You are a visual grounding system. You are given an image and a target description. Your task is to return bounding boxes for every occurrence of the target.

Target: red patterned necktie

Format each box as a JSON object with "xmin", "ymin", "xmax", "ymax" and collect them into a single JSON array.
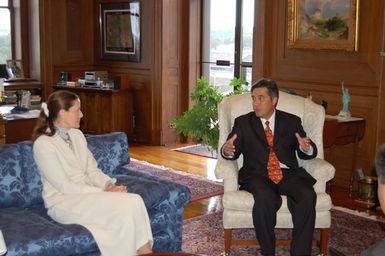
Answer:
[{"xmin": 265, "ymin": 121, "xmax": 283, "ymax": 184}]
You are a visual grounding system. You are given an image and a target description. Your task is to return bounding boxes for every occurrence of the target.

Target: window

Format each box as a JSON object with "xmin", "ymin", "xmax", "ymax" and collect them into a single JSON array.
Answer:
[
  {"xmin": 0, "ymin": 0, "xmax": 12, "ymax": 63},
  {"xmin": 202, "ymin": 0, "xmax": 254, "ymax": 94}
]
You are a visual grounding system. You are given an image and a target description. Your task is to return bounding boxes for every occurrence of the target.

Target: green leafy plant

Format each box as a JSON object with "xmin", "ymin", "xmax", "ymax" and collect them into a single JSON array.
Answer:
[
  {"xmin": 171, "ymin": 76, "xmax": 248, "ymax": 151},
  {"xmin": 228, "ymin": 77, "xmax": 250, "ymax": 96}
]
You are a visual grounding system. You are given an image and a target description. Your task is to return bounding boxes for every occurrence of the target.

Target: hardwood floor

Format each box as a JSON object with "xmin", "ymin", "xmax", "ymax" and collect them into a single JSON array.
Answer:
[
  {"xmin": 129, "ymin": 142, "xmax": 385, "ymax": 221},
  {"xmin": 129, "ymin": 142, "xmax": 222, "ymax": 219}
]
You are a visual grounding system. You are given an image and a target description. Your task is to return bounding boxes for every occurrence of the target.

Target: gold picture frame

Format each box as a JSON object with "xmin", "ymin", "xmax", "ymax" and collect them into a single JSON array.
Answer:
[{"xmin": 288, "ymin": 0, "xmax": 359, "ymax": 51}]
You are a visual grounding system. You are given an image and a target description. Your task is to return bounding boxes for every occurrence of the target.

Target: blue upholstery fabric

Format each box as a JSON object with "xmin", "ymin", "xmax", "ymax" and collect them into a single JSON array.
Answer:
[
  {"xmin": 0, "ymin": 132, "xmax": 191, "ymax": 255},
  {"xmin": 19, "ymin": 141, "xmax": 44, "ymax": 208},
  {"xmin": 86, "ymin": 132, "xmax": 129, "ymax": 176},
  {"xmin": 114, "ymin": 174, "xmax": 170, "ymax": 209},
  {"xmin": 0, "ymin": 208, "xmax": 98, "ymax": 256},
  {"xmin": 0, "ymin": 144, "xmax": 27, "ymax": 208}
]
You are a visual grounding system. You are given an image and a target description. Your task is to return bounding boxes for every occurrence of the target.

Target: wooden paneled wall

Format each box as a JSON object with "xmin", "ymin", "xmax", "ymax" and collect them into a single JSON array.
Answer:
[
  {"xmin": 93, "ymin": 0, "xmax": 158, "ymax": 144},
  {"xmin": 36, "ymin": 0, "xmax": 385, "ymax": 189},
  {"xmin": 39, "ymin": 0, "xmax": 192, "ymax": 145},
  {"xmin": 40, "ymin": 0, "xmax": 95, "ymax": 98},
  {"xmin": 253, "ymin": 0, "xmax": 385, "ymax": 188}
]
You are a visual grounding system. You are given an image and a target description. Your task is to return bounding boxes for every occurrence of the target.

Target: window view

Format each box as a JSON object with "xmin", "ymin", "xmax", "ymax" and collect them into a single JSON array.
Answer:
[
  {"xmin": 0, "ymin": 0, "xmax": 11, "ymax": 64},
  {"xmin": 202, "ymin": 0, "xmax": 254, "ymax": 94},
  {"xmin": 241, "ymin": 0, "xmax": 254, "ymax": 87}
]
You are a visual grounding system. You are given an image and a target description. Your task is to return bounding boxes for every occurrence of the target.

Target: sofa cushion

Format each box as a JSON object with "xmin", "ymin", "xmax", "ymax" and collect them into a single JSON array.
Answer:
[
  {"xmin": 86, "ymin": 132, "xmax": 129, "ymax": 176},
  {"xmin": 114, "ymin": 167, "xmax": 191, "ymax": 210},
  {"xmin": 0, "ymin": 208, "xmax": 98, "ymax": 256},
  {"xmin": 0, "ymin": 144, "xmax": 28, "ymax": 208},
  {"xmin": 19, "ymin": 141, "xmax": 44, "ymax": 208},
  {"xmin": 114, "ymin": 174, "xmax": 170, "ymax": 210}
]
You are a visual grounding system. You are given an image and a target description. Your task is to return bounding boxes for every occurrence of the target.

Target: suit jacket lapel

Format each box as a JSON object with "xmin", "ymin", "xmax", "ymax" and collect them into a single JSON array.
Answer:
[
  {"xmin": 273, "ymin": 110, "xmax": 285, "ymax": 146},
  {"xmin": 249, "ymin": 113, "xmax": 268, "ymax": 146}
]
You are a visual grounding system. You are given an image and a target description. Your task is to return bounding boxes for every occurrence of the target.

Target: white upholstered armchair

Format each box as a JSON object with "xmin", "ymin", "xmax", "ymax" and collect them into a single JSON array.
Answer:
[{"xmin": 215, "ymin": 91, "xmax": 335, "ymax": 255}]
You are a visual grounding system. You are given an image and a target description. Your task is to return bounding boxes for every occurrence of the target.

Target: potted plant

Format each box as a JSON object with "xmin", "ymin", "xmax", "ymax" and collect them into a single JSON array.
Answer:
[{"xmin": 171, "ymin": 76, "xmax": 248, "ymax": 151}]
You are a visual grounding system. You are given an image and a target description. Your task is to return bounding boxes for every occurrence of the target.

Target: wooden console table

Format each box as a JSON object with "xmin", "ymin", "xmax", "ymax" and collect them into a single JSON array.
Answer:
[
  {"xmin": 53, "ymin": 86, "xmax": 133, "ymax": 140},
  {"xmin": 323, "ymin": 115, "xmax": 365, "ymax": 194}
]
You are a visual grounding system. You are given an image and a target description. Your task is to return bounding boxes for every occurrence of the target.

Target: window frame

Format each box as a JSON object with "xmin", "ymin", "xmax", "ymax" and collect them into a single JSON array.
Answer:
[
  {"xmin": 1, "ymin": 0, "xmax": 30, "ymax": 77},
  {"xmin": 0, "ymin": 0, "xmax": 15, "ymax": 60},
  {"xmin": 201, "ymin": 0, "xmax": 253, "ymax": 89}
]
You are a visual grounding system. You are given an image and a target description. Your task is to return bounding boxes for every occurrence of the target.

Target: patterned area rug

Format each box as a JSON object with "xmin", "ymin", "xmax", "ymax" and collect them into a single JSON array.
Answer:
[
  {"xmin": 124, "ymin": 159, "xmax": 223, "ymax": 202},
  {"xmin": 182, "ymin": 208, "xmax": 385, "ymax": 256},
  {"xmin": 173, "ymin": 144, "xmax": 218, "ymax": 159}
]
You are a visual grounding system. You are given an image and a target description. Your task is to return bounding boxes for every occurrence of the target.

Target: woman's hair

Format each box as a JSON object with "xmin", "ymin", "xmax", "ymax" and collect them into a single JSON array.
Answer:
[{"xmin": 32, "ymin": 90, "xmax": 79, "ymax": 141}]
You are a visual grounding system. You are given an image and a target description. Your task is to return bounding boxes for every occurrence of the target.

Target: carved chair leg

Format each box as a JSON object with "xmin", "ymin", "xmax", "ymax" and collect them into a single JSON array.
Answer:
[
  {"xmin": 224, "ymin": 228, "xmax": 232, "ymax": 253},
  {"xmin": 320, "ymin": 228, "xmax": 329, "ymax": 255}
]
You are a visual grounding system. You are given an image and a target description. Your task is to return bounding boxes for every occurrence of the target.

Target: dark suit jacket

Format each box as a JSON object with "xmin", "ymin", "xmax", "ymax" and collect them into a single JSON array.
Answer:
[{"xmin": 221, "ymin": 110, "xmax": 318, "ymax": 186}]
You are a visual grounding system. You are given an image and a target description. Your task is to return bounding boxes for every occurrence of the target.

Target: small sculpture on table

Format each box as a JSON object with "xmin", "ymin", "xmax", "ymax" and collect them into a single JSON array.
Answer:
[{"xmin": 338, "ymin": 81, "xmax": 351, "ymax": 118}]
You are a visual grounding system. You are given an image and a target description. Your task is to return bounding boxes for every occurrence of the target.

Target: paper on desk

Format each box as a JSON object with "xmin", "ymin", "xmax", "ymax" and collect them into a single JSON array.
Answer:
[{"xmin": 5, "ymin": 109, "xmax": 40, "ymax": 119}]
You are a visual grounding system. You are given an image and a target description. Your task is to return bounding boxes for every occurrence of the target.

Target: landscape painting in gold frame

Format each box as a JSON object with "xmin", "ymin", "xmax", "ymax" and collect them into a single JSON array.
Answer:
[{"xmin": 288, "ymin": 0, "xmax": 359, "ymax": 51}]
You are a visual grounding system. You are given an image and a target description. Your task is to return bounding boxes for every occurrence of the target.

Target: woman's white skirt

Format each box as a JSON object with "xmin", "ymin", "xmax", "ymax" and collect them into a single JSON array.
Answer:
[{"xmin": 47, "ymin": 192, "xmax": 153, "ymax": 256}]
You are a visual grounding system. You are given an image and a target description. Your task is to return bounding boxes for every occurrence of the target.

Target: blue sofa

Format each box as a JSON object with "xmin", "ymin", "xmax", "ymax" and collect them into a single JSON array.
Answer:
[{"xmin": 0, "ymin": 132, "xmax": 191, "ymax": 255}]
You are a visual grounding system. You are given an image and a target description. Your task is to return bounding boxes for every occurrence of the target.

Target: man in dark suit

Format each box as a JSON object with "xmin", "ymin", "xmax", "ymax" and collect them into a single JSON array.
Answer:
[{"xmin": 221, "ymin": 78, "xmax": 318, "ymax": 256}]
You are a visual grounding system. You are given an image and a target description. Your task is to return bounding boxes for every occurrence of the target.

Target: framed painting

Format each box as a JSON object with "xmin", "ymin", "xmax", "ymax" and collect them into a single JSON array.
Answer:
[
  {"xmin": 100, "ymin": 1, "xmax": 140, "ymax": 62},
  {"xmin": 287, "ymin": 0, "xmax": 359, "ymax": 51}
]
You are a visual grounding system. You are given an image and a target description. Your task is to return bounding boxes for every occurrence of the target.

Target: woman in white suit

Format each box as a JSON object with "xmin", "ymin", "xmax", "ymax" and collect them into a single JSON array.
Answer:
[{"xmin": 32, "ymin": 90, "xmax": 153, "ymax": 256}]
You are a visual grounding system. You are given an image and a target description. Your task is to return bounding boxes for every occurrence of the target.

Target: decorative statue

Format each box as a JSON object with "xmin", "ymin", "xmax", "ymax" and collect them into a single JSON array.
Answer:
[{"xmin": 338, "ymin": 81, "xmax": 351, "ymax": 118}]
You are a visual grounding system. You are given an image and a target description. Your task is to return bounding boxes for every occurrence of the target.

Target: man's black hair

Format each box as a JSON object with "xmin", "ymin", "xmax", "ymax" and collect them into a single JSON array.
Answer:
[{"xmin": 250, "ymin": 78, "xmax": 279, "ymax": 99}]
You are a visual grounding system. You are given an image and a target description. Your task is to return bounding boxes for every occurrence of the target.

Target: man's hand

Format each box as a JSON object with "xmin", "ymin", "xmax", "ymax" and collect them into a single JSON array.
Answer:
[
  {"xmin": 295, "ymin": 132, "xmax": 311, "ymax": 152},
  {"xmin": 223, "ymin": 134, "xmax": 237, "ymax": 157},
  {"xmin": 105, "ymin": 184, "xmax": 128, "ymax": 193}
]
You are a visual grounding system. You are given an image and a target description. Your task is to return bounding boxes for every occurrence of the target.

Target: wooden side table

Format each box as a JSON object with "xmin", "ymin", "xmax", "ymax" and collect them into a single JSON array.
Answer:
[
  {"xmin": 323, "ymin": 115, "xmax": 365, "ymax": 195},
  {"xmin": 0, "ymin": 105, "xmax": 38, "ymax": 144}
]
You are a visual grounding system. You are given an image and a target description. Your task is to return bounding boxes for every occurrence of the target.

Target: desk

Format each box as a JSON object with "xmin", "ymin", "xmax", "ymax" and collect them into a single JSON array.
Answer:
[
  {"xmin": 0, "ymin": 105, "xmax": 38, "ymax": 144},
  {"xmin": 323, "ymin": 115, "xmax": 366, "ymax": 194}
]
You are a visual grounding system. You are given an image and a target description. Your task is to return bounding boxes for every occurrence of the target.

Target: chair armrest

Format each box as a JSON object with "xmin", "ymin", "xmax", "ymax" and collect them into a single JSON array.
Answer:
[
  {"xmin": 215, "ymin": 157, "xmax": 239, "ymax": 192},
  {"xmin": 300, "ymin": 158, "xmax": 335, "ymax": 192}
]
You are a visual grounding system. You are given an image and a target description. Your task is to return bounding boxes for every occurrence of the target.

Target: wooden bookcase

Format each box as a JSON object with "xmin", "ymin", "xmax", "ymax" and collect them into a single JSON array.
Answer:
[{"xmin": 53, "ymin": 86, "xmax": 133, "ymax": 140}]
